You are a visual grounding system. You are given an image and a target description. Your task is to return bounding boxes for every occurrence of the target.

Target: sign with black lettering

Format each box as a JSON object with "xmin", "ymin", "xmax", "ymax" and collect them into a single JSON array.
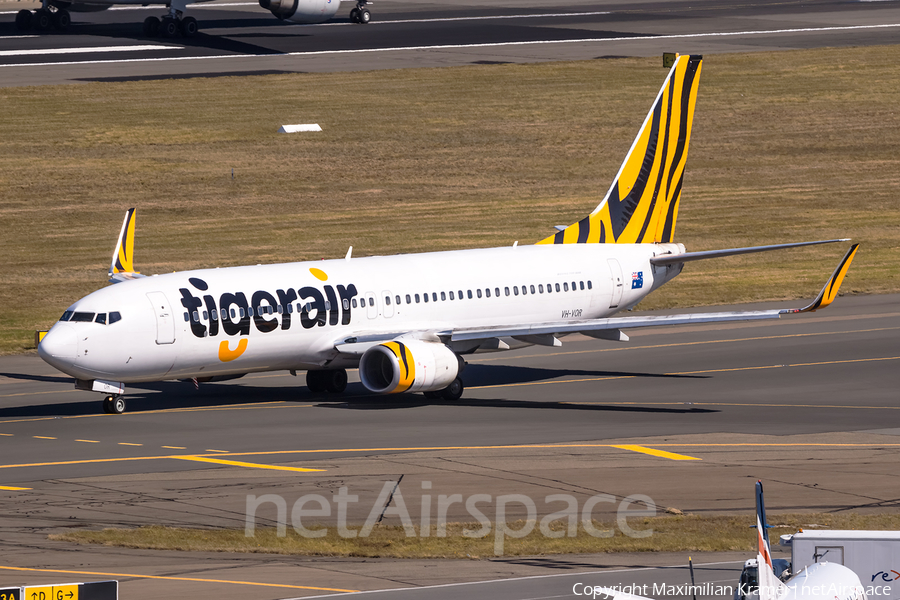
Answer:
[
  {"xmin": 0, "ymin": 587, "xmax": 22, "ymax": 600},
  {"xmin": 21, "ymin": 581, "xmax": 116, "ymax": 600}
]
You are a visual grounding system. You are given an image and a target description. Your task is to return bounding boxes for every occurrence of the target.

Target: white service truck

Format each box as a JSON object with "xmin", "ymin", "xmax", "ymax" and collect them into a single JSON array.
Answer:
[{"xmin": 782, "ymin": 530, "xmax": 900, "ymax": 600}]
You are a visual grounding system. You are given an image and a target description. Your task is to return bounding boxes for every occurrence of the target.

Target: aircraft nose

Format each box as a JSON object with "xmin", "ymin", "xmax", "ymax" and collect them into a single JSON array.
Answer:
[{"xmin": 38, "ymin": 324, "xmax": 77, "ymax": 360}]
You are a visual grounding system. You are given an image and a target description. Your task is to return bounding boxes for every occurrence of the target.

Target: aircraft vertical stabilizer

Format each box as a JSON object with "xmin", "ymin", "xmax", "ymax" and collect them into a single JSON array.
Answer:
[{"xmin": 537, "ymin": 54, "xmax": 702, "ymax": 245}]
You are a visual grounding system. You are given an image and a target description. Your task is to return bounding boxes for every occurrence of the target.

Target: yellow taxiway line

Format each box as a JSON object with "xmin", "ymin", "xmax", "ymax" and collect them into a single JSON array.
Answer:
[
  {"xmin": 610, "ymin": 445, "xmax": 701, "ymax": 461},
  {"xmin": 0, "ymin": 565, "xmax": 357, "ymax": 593},
  {"xmin": 172, "ymin": 456, "xmax": 326, "ymax": 472}
]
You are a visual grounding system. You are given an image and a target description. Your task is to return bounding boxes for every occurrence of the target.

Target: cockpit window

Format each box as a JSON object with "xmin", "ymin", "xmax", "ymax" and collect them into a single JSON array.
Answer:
[
  {"xmin": 109, "ymin": 312, "xmax": 122, "ymax": 324},
  {"xmin": 95, "ymin": 313, "xmax": 107, "ymax": 324},
  {"xmin": 60, "ymin": 310, "xmax": 73, "ymax": 322},
  {"xmin": 69, "ymin": 312, "xmax": 95, "ymax": 322}
]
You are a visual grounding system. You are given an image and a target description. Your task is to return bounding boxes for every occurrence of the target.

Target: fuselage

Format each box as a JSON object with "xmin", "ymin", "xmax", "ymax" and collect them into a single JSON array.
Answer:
[{"xmin": 39, "ymin": 242, "xmax": 683, "ymax": 384}]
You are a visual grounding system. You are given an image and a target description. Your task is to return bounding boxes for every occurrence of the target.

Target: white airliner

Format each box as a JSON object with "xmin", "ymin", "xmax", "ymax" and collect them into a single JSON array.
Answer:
[
  {"xmin": 14, "ymin": 0, "xmax": 370, "ymax": 37},
  {"xmin": 38, "ymin": 55, "xmax": 859, "ymax": 415},
  {"xmin": 589, "ymin": 482, "xmax": 868, "ymax": 600}
]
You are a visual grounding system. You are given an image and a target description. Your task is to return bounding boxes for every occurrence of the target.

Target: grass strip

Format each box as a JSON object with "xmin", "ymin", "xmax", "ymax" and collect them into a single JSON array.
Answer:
[
  {"xmin": 3, "ymin": 46, "xmax": 899, "ymax": 354},
  {"xmin": 50, "ymin": 513, "xmax": 900, "ymax": 559}
]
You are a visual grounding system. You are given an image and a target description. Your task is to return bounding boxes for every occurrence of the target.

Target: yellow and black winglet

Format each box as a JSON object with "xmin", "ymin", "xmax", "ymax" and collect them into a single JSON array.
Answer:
[
  {"xmin": 108, "ymin": 208, "xmax": 145, "ymax": 283},
  {"xmin": 785, "ymin": 243, "xmax": 859, "ymax": 314},
  {"xmin": 537, "ymin": 54, "xmax": 702, "ymax": 246}
]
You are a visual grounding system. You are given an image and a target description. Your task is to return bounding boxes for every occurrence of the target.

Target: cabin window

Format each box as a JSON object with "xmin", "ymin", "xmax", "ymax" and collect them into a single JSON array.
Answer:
[
  {"xmin": 539, "ymin": 284, "xmax": 544, "ymax": 294},
  {"xmin": 239, "ymin": 308, "xmax": 246, "ymax": 318},
  {"xmin": 202, "ymin": 310, "xmax": 209, "ymax": 320},
  {"xmin": 109, "ymin": 311, "xmax": 122, "ymax": 324},
  {"xmin": 415, "ymin": 294, "xmax": 420, "ymax": 303},
  {"xmin": 192, "ymin": 311, "xmax": 200, "ymax": 322},
  {"xmin": 580, "ymin": 281, "xmax": 585, "ymax": 290},
  {"xmin": 449, "ymin": 291, "xmax": 455, "ymax": 300},
  {"xmin": 572, "ymin": 281, "xmax": 577, "ymax": 291},
  {"xmin": 563, "ymin": 282, "xmax": 569, "ymax": 292},
  {"xmin": 210, "ymin": 310, "xmax": 218, "ymax": 321},
  {"xmin": 288, "ymin": 304, "xmax": 294, "ymax": 314},
  {"xmin": 587, "ymin": 280, "xmax": 593, "ymax": 289},
  {"xmin": 385, "ymin": 296, "xmax": 391, "ymax": 305},
  {"xmin": 60, "ymin": 310, "xmax": 73, "ymax": 322},
  {"xmin": 406, "ymin": 294, "xmax": 412, "ymax": 304},
  {"xmin": 513, "ymin": 286, "xmax": 519, "ymax": 296},
  {"xmin": 485, "ymin": 288, "xmax": 490, "ymax": 298},
  {"xmin": 555, "ymin": 283, "xmax": 561, "ymax": 292},
  {"xmin": 458, "ymin": 290, "xmax": 464, "ymax": 299},
  {"xmin": 467, "ymin": 290, "xmax": 473, "ymax": 299},
  {"xmin": 424, "ymin": 293, "xmax": 429, "ymax": 303},
  {"xmin": 70, "ymin": 312, "xmax": 95, "ymax": 322},
  {"xmin": 183, "ymin": 312, "xmax": 190, "ymax": 322},
  {"xmin": 395, "ymin": 295, "xmax": 401, "ymax": 305},
  {"xmin": 476, "ymin": 289, "xmax": 482, "ymax": 298},
  {"xmin": 276, "ymin": 304, "xmax": 283, "ymax": 314},
  {"xmin": 495, "ymin": 287, "xmax": 500, "ymax": 297},
  {"xmin": 95, "ymin": 313, "xmax": 107, "ymax": 324},
  {"xmin": 440, "ymin": 292, "xmax": 446, "ymax": 301},
  {"xmin": 248, "ymin": 307, "xmax": 255, "ymax": 317},
  {"xmin": 504, "ymin": 287, "xmax": 509, "ymax": 296},
  {"xmin": 432, "ymin": 293, "xmax": 437, "ymax": 302},
  {"xmin": 530, "ymin": 285, "xmax": 535, "ymax": 294},
  {"xmin": 368, "ymin": 298, "xmax": 375, "ymax": 307}
]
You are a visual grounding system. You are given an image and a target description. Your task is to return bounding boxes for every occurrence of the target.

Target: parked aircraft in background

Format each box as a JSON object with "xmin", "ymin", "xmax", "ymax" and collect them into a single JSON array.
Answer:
[
  {"xmin": 38, "ymin": 55, "xmax": 859, "ymax": 414},
  {"xmin": 15, "ymin": 0, "xmax": 371, "ymax": 37}
]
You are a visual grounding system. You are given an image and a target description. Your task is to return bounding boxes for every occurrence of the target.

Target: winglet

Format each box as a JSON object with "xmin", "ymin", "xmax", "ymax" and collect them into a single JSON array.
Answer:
[
  {"xmin": 784, "ymin": 243, "xmax": 859, "ymax": 313},
  {"xmin": 108, "ymin": 208, "xmax": 144, "ymax": 283}
]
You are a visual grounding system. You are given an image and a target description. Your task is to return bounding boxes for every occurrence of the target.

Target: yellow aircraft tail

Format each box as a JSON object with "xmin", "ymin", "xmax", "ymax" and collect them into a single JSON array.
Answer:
[{"xmin": 538, "ymin": 54, "xmax": 703, "ymax": 245}]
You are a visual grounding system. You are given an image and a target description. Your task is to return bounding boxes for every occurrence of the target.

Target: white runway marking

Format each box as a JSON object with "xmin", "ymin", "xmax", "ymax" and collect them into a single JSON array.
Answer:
[
  {"xmin": 0, "ymin": 44, "xmax": 181, "ymax": 57},
  {"xmin": 1, "ymin": 23, "xmax": 898, "ymax": 68}
]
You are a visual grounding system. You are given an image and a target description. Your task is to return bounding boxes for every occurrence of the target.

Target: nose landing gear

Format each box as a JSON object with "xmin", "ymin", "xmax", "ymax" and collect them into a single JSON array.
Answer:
[{"xmin": 102, "ymin": 395, "xmax": 127, "ymax": 414}]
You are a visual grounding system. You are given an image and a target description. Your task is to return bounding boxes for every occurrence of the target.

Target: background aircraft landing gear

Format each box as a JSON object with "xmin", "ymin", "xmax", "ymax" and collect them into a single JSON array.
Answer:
[
  {"xmin": 349, "ymin": 1, "xmax": 371, "ymax": 23},
  {"xmin": 15, "ymin": 5, "xmax": 71, "ymax": 32},
  {"xmin": 102, "ymin": 395, "xmax": 126, "ymax": 414},
  {"xmin": 143, "ymin": 10, "xmax": 198, "ymax": 38},
  {"xmin": 306, "ymin": 369, "xmax": 348, "ymax": 394}
]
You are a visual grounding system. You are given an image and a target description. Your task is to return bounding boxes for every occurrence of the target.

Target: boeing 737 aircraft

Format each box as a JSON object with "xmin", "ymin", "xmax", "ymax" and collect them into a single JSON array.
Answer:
[
  {"xmin": 15, "ymin": 0, "xmax": 370, "ymax": 37},
  {"xmin": 38, "ymin": 55, "xmax": 859, "ymax": 415}
]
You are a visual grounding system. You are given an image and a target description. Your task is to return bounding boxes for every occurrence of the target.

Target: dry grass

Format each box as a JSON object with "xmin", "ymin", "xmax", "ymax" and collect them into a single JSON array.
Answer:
[
  {"xmin": 2, "ymin": 47, "xmax": 898, "ymax": 354},
  {"xmin": 50, "ymin": 513, "xmax": 900, "ymax": 559}
]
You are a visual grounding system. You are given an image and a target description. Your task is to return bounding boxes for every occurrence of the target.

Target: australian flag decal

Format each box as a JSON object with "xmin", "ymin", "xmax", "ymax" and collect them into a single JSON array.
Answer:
[{"xmin": 631, "ymin": 271, "xmax": 644, "ymax": 289}]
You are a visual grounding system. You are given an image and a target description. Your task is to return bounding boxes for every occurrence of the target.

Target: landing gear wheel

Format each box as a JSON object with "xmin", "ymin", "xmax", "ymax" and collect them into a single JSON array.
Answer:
[
  {"xmin": 306, "ymin": 370, "xmax": 327, "ymax": 393},
  {"xmin": 180, "ymin": 16, "xmax": 198, "ymax": 37},
  {"xmin": 52, "ymin": 9, "xmax": 71, "ymax": 32},
  {"xmin": 102, "ymin": 395, "xmax": 126, "ymax": 414},
  {"xmin": 357, "ymin": 8, "xmax": 370, "ymax": 24},
  {"xmin": 349, "ymin": 7, "xmax": 360, "ymax": 22},
  {"xmin": 159, "ymin": 16, "xmax": 179, "ymax": 37},
  {"xmin": 324, "ymin": 369, "xmax": 348, "ymax": 394},
  {"xmin": 15, "ymin": 9, "xmax": 32, "ymax": 31},
  {"xmin": 32, "ymin": 9, "xmax": 52, "ymax": 31},
  {"xmin": 440, "ymin": 378, "xmax": 464, "ymax": 401},
  {"xmin": 143, "ymin": 16, "xmax": 160, "ymax": 36}
]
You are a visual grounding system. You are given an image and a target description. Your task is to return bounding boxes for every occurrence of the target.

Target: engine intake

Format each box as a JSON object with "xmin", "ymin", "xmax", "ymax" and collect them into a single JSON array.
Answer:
[{"xmin": 359, "ymin": 339, "xmax": 460, "ymax": 394}]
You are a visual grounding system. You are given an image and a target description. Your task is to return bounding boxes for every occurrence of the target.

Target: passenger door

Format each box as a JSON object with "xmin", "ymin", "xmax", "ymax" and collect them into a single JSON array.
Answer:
[
  {"xmin": 607, "ymin": 259, "xmax": 624, "ymax": 308},
  {"xmin": 146, "ymin": 291, "xmax": 175, "ymax": 344}
]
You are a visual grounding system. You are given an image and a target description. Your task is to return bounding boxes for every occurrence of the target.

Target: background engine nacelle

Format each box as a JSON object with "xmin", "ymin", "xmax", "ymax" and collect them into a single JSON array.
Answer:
[
  {"xmin": 258, "ymin": 0, "xmax": 340, "ymax": 23},
  {"xmin": 359, "ymin": 339, "xmax": 461, "ymax": 394}
]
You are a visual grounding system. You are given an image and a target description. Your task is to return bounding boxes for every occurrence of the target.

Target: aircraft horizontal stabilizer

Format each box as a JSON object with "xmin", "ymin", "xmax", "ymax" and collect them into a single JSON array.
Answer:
[
  {"xmin": 108, "ymin": 207, "xmax": 146, "ymax": 284},
  {"xmin": 650, "ymin": 239, "xmax": 850, "ymax": 266}
]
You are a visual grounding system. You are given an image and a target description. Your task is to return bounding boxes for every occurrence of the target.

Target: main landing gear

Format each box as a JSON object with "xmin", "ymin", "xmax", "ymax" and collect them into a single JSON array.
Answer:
[
  {"xmin": 306, "ymin": 369, "xmax": 348, "ymax": 394},
  {"xmin": 15, "ymin": 5, "xmax": 71, "ymax": 32},
  {"xmin": 423, "ymin": 377, "xmax": 464, "ymax": 401},
  {"xmin": 102, "ymin": 395, "xmax": 127, "ymax": 415},
  {"xmin": 143, "ymin": 10, "xmax": 199, "ymax": 38},
  {"xmin": 348, "ymin": 0, "xmax": 371, "ymax": 24}
]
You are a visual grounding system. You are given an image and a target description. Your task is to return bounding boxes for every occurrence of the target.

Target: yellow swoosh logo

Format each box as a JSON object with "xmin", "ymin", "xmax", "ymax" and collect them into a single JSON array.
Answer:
[{"xmin": 218, "ymin": 339, "xmax": 248, "ymax": 362}]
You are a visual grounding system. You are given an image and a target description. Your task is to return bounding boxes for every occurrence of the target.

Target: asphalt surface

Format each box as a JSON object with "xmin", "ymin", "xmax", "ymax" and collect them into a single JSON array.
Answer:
[
  {"xmin": 2, "ymin": 0, "xmax": 900, "ymax": 85},
  {"xmin": 1, "ymin": 292, "xmax": 898, "ymax": 598}
]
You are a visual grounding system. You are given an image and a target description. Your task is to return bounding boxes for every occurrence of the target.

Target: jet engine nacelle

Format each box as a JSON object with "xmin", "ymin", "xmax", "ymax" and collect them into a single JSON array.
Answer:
[
  {"xmin": 258, "ymin": 0, "xmax": 340, "ymax": 23},
  {"xmin": 359, "ymin": 339, "xmax": 461, "ymax": 394}
]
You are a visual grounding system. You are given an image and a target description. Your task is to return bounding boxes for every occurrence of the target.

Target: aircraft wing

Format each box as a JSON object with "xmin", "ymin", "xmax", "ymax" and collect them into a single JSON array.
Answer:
[{"xmin": 450, "ymin": 243, "xmax": 858, "ymax": 345}]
